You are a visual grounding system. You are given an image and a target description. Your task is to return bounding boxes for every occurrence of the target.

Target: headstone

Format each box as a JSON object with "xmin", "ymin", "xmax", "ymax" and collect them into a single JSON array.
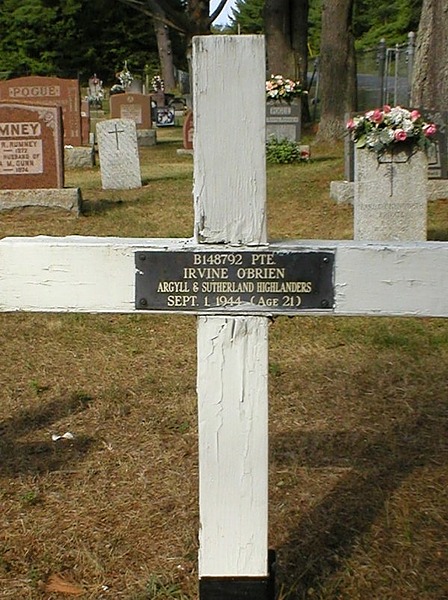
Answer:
[
  {"xmin": 152, "ymin": 90, "xmax": 166, "ymax": 108},
  {"xmin": 345, "ymin": 110, "xmax": 448, "ymax": 182},
  {"xmin": 421, "ymin": 109, "xmax": 448, "ymax": 179},
  {"xmin": 80, "ymin": 99, "xmax": 90, "ymax": 146},
  {"xmin": 266, "ymin": 99, "xmax": 301, "ymax": 142},
  {"xmin": 183, "ymin": 110, "xmax": 194, "ymax": 150},
  {"xmin": 129, "ymin": 79, "xmax": 143, "ymax": 93},
  {"xmin": 345, "ymin": 130, "xmax": 355, "ymax": 182},
  {"xmin": 0, "ymin": 102, "xmax": 64, "ymax": 189},
  {"xmin": 2, "ymin": 36, "xmax": 448, "ymax": 600},
  {"xmin": 96, "ymin": 118, "xmax": 141, "ymax": 190},
  {"xmin": 110, "ymin": 92, "xmax": 152, "ymax": 130},
  {"xmin": 0, "ymin": 76, "xmax": 82, "ymax": 146},
  {"xmin": 155, "ymin": 106, "xmax": 175, "ymax": 127},
  {"xmin": 354, "ymin": 147, "xmax": 427, "ymax": 241}
]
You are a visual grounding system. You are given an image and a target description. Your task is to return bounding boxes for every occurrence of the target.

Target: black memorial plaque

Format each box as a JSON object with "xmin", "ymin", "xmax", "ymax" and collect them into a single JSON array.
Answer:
[{"xmin": 135, "ymin": 250, "xmax": 334, "ymax": 314}]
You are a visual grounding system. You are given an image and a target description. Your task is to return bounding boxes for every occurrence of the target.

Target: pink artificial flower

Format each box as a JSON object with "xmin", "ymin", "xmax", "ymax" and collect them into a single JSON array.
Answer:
[
  {"xmin": 394, "ymin": 129, "xmax": 407, "ymax": 141},
  {"xmin": 371, "ymin": 109, "xmax": 383, "ymax": 123},
  {"xmin": 383, "ymin": 105, "xmax": 392, "ymax": 113},
  {"xmin": 410, "ymin": 109, "xmax": 421, "ymax": 121},
  {"xmin": 346, "ymin": 118, "xmax": 355, "ymax": 130},
  {"xmin": 423, "ymin": 123, "xmax": 437, "ymax": 137}
]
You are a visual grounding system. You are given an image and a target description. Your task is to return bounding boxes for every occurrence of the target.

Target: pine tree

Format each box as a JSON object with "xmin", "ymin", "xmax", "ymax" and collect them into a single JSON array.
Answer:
[{"xmin": 228, "ymin": 0, "xmax": 264, "ymax": 34}]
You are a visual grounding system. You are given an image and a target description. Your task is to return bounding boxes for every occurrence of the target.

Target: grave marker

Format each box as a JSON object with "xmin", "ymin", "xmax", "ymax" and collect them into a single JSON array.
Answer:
[
  {"xmin": 1, "ymin": 36, "xmax": 448, "ymax": 600},
  {"xmin": 0, "ymin": 75, "xmax": 83, "ymax": 146},
  {"xmin": 155, "ymin": 106, "xmax": 175, "ymax": 127},
  {"xmin": 96, "ymin": 118, "xmax": 141, "ymax": 190},
  {"xmin": 110, "ymin": 92, "xmax": 152, "ymax": 130},
  {"xmin": 421, "ymin": 109, "xmax": 448, "ymax": 179},
  {"xmin": 0, "ymin": 102, "xmax": 64, "ymax": 189},
  {"xmin": 183, "ymin": 110, "xmax": 194, "ymax": 150},
  {"xmin": 266, "ymin": 100, "xmax": 301, "ymax": 142},
  {"xmin": 354, "ymin": 147, "xmax": 427, "ymax": 241}
]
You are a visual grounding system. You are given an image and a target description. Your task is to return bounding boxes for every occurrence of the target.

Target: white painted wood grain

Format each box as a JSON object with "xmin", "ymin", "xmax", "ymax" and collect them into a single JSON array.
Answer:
[
  {"xmin": 197, "ymin": 316, "xmax": 268, "ymax": 576},
  {"xmin": 334, "ymin": 242, "xmax": 448, "ymax": 316},
  {"xmin": 2, "ymin": 238, "xmax": 448, "ymax": 317},
  {"xmin": 0, "ymin": 236, "xmax": 194, "ymax": 313},
  {"xmin": 192, "ymin": 35, "xmax": 270, "ymax": 578},
  {"xmin": 192, "ymin": 35, "xmax": 267, "ymax": 246}
]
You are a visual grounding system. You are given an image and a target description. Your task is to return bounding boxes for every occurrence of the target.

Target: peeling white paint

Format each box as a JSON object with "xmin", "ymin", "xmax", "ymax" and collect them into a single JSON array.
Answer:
[
  {"xmin": 1, "ymin": 238, "xmax": 447, "ymax": 317},
  {"xmin": 197, "ymin": 316, "xmax": 269, "ymax": 576},
  {"xmin": 193, "ymin": 36, "xmax": 267, "ymax": 246},
  {"xmin": 1, "ymin": 36, "xmax": 448, "ymax": 586}
]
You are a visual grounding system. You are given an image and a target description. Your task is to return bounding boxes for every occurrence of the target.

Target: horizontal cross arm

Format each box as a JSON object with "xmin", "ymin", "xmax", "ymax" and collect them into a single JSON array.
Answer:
[{"xmin": 0, "ymin": 236, "xmax": 447, "ymax": 317}]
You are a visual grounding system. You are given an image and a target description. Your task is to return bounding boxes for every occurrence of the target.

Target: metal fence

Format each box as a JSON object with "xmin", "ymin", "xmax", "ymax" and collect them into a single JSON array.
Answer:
[{"xmin": 308, "ymin": 32, "xmax": 417, "ymax": 118}]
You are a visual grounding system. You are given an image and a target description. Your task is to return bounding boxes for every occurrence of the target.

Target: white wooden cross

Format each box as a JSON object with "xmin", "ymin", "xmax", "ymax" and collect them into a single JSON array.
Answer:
[{"xmin": 1, "ymin": 36, "xmax": 448, "ymax": 599}]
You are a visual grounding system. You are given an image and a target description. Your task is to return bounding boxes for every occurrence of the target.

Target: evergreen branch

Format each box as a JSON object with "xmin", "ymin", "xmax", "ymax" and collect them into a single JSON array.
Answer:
[{"xmin": 117, "ymin": 0, "xmax": 189, "ymax": 34}]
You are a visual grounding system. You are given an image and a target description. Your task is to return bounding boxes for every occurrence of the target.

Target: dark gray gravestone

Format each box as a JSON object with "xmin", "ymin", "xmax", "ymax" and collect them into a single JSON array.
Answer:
[
  {"xmin": 421, "ymin": 110, "xmax": 448, "ymax": 179},
  {"xmin": 266, "ymin": 100, "xmax": 301, "ymax": 142}
]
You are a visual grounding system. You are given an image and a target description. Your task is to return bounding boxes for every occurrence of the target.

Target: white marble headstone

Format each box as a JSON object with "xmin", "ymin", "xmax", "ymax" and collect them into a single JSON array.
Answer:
[
  {"xmin": 354, "ymin": 148, "xmax": 427, "ymax": 241},
  {"xmin": 97, "ymin": 118, "xmax": 141, "ymax": 190}
]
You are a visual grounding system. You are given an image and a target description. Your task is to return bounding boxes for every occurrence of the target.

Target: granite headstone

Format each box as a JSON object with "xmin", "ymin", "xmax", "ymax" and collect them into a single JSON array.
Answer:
[
  {"xmin": 183, "ymin": 110, "xmax": 194, "ymax": 150},
  {"xmin": 0, "ymin": 76, "xmax": 82, "ymax": 146},
  {"xmin": 0, "ymin": 102, "xmax": 64, "ymax": 189},
  {"xmin": 110, "ymin": 93, "xmax": 152, "ymax": 130},
  {"xmin": 96, "ymin": 118, "xmax": 141, "ymax": 190},
  {"xmin": 354, "ymin": 147, "xmax": 427, "ymax": 241}
]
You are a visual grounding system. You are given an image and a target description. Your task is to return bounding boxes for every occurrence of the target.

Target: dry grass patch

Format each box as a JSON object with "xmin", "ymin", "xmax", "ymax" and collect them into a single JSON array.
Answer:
[{"xmin": 0, "ymin": 126, "xmax": 447, "ymax": 599}]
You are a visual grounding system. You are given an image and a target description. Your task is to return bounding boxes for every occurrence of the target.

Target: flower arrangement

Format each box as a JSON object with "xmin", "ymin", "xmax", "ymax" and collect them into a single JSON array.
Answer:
[
  {"xmin": 116, "ymin": 60, "xmax": 133, "ymax": 89},
  {"xmin": 346, "ymin": 105, "xmax": 437, "ymax": 156},
  {"xmin": 266, "ymin": 74, "xmax": 305, "ymax": 103},
  {"xmin": 151, "ymin": 75, "xmax": 164, "ymax": 93}
]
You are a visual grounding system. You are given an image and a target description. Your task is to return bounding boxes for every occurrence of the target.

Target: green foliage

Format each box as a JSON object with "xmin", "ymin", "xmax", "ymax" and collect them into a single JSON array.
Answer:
[
  {"xmin": 308, "ymin": 0, "xmax": 423, "ymax": 55},
  {"xmin": 353, "ymin": 0, "xmax": 423, "ymax": 48},
  {"xmin": 0, "ymin": 0, "xmax": 425, "ymax": 83},
  {"xmin": 0, "ymin": 0, "xmax": 187, "ymax": 83},
  {"xmin": 308, "ymin": 0, "xmax": 322, "ymax": 56},
  {"xmin": 144, "ymin": 574, "xmax": 189, "ymax": 599},
  {"xmin": 266, "ymin": 137, "xmax": 306, "ymax": 164},
  {"xmin": 227, "ymin": 0, "xmax": 264, "ymax": 34}
]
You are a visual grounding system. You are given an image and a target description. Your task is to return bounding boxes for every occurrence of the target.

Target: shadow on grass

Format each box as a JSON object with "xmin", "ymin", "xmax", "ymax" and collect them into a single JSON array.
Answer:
[
  {"xmin": 81, "ymin": 198, "xmax": 125, "ymax": 216},
  {"xmin": 428, "ymin": 228, "xmax": 448, "ymax": 241},
  {"xmin": 272, "ymin": 407, "xmax": 447, "ymax": 598},
  {"xmin": 0, "ymin": 392, "xmax": 94, "ymax": 477}
]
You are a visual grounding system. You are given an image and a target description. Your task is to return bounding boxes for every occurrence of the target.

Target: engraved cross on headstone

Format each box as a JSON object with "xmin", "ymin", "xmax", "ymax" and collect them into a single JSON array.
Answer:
[
  {"xmin": 108, "ymin": 122, "xmax": 125, "ymax": 149},
  {"xmin": 1, "ymin": 36, "xmax": 447, "ymax": 600}
]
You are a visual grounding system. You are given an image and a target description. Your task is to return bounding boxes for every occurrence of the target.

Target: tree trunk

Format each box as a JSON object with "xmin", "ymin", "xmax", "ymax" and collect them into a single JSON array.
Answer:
[
  {"xmin": 265, "ymin": 0, "xmax": 310, "ymax": 121},
  {"xmin": 188, "ymin": 0, "xmax": 212, "ymax": 35},
  {"xmin": 411, "ymin": 0, "xmax": 448, "ymax": 111},
  {"xmin": 291, "ymin": 0, "xmax": 309, "ymax": 84},
  {"xmin": 316, "ymin": 0, "xmax": 356, "ymax": 141},
  {"xmin": 265, "ymin": 0, "xmax": 295, "ymax": 77},
  {"xmin": 154, "ymin": 18, "xmax": 176, "ymax": 91}
]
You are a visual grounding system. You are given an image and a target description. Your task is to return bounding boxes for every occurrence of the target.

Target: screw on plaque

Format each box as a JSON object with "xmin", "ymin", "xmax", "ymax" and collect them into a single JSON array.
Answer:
[
  {"xmin": 139, "ymin": 298, "xmax": 148, "ymax": 306},
  {"xmin": 322, "ymin": 256, "xmax": 329, "ymax": 263},
  {"xmin": 321, "ymin": 299, "xmax": 330, "ymax": 308},
  {"xmin": 139, "ymin": 254, "xmax": 146, "ymax": 261}
]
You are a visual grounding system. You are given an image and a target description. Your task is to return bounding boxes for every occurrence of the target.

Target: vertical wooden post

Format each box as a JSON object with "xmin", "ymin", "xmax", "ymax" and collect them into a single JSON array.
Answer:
[{"xmin": 193, "ymin": 36, "xmax": 272, "ymax": 598}]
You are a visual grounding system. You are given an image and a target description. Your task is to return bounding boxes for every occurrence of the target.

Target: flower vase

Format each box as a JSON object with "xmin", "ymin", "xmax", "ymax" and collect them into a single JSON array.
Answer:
[
  {"xmin": 354, "ymin": 146, "xmax": 428, "ymax": 241},
  {"xmin": 266, "ymin": 98, "xmax": 301, "ymax": 143}
]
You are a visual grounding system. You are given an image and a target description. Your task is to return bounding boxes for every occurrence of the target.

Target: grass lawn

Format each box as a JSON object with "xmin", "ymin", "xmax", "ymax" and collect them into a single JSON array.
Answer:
[{"xmin": 0, "ymin": 124, "xmax": 447, "ymax": 599}]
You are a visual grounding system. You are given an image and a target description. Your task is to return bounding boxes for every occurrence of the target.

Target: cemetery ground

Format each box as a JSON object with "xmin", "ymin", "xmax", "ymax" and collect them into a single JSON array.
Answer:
[{"xmin": 1, "ymin": 125, "xmax": 448, "ymax": 600}]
